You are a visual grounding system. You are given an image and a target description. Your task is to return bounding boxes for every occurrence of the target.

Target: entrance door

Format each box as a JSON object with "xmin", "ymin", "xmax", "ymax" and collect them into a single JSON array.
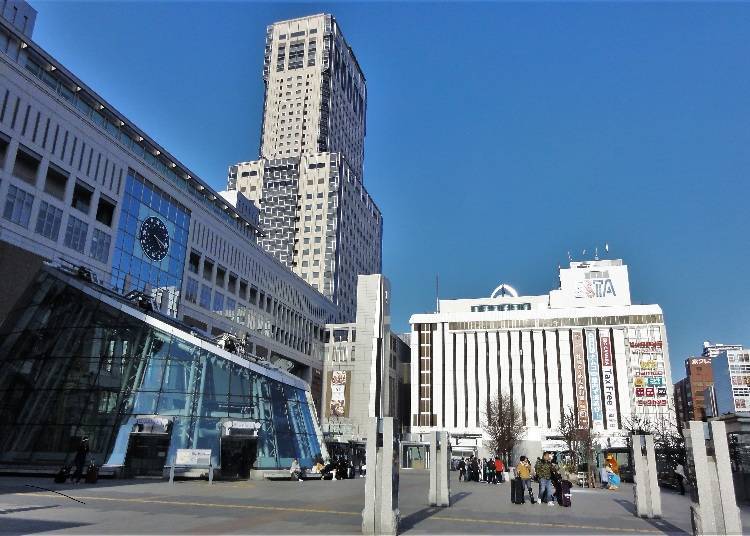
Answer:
[
  {"xmin": 220, "ymin": 436, "xmax": 257, "ymax": 479},
  {"xmin": 125, "ymin": 433, "xmax": 171, "ymax": 477}
]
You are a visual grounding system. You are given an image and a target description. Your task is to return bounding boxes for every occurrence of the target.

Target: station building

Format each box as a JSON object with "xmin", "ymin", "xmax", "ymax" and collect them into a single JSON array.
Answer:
[
  {"xmin": 0, "ymin": 4, "xmax": 343, "ymax": 415},
  {"xmin": 407, "ymin": 259, "xmax": 675, "ymax": 458},
  {"xmin": 0, "ymin": 263, "xmax": 327, "ymax": 476}
]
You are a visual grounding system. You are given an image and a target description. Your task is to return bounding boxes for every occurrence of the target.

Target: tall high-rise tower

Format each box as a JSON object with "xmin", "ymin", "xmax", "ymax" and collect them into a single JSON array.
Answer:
[
  {"xmin": 259, "ymin": 14, "xmax": 366, "ymax": 178},
  {"xmin": 228, "ymin": 14, "xmax": 382, "ymax": 322}
]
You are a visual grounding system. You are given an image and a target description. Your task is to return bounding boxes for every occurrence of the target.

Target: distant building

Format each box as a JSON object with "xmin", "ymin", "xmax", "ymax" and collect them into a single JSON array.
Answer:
[
  {"xmin": 320, "ymin": 274, "xmax": 410, "ymax": 447},
  {"xmin": 706, "ymin": 348, "xmax": 750, "ymax": 417},
  {"xmin": 228, "ymin": 14, "xmax": 382, "ymax": 321},
  {"xmin": 702, "ymin": 341, "xmax": 743, "ymax": 359},
  {"xmin": 407, "ymin": 258, "xmax": 675, "ymax": 458}
]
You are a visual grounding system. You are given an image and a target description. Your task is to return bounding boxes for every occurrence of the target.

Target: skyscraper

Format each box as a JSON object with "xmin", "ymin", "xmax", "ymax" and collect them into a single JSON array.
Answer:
[{"xmin": 229, "ymin": 14, "xmax": 382, "ymax": 322}]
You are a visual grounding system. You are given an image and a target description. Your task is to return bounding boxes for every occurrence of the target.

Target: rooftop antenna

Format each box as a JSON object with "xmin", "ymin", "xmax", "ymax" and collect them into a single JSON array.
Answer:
[
  {"xmin": 436, "ymin": 273, "xmax": 440, "ymax": 313},
  {"xmin": 594, "ymin": 247, "xmax": 599, "ymax": 261}
]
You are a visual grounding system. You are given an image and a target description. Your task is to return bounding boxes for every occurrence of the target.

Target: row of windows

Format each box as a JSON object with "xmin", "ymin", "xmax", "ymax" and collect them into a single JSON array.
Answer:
[
  {"xmin": 448, "ymin": 315, "xmax": 664, "ymax": 331},
  {"xmin": 470, "ymin": 303, "xmax": 532, "ymax": 312},
  {"xmin": 3, "ymin": 182, "xmax": 111, "ymax": 262}
]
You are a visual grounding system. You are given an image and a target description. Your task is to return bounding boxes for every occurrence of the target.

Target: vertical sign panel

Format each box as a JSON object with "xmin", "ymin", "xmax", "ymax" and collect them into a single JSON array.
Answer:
[
  {"xmin": 599, "ymin": 334, "xmax": 618, "ymax": 428},
  {"xmin": 585, "ymin": 330, "xmax": 604, "ymax": 429},
  {"xmin": 571, "ymin": 331, "xmax": 589, "ymax": 429}
]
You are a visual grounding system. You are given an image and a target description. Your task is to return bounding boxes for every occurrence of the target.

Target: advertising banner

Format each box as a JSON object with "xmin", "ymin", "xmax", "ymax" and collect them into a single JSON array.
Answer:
[
  {"xmin": 571, "ymin": 331, "xmax": 589, "ymax": 429},
  {"xmin": 327, "ymin": 370, "xmax": 351, "ymax": 418},
  {"xmin": 585, "ymin": 330, "xmax": 604, "ymax": 429},
  {"xmin": 599, "ymin": 335, "xmax": 618, "ymax": 428}
]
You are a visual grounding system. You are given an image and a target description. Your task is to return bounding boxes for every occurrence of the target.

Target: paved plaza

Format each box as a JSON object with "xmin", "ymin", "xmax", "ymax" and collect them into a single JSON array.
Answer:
[{"xmin": 1, "ymin": 471, "xmax": 747, "ymax": 534}]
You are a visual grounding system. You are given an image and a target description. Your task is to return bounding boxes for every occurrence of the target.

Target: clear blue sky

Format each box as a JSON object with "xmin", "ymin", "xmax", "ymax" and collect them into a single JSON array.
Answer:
[{"xmin": 32, "ymin": 2, "xmax": 750, "ymax": 379}]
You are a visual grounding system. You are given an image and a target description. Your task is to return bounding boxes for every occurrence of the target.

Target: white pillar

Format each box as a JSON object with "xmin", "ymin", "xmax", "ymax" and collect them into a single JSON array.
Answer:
[
  {"xmin": 632, "ymin": 434, "xmax": 661, "ymax": 518},
  {"xmin": 362, "ymin": 417, "xmax": 399, "ymax": 535},
  {"xmin": 429, "ymin": 431, "xmax": 450, "ymax": 507}
]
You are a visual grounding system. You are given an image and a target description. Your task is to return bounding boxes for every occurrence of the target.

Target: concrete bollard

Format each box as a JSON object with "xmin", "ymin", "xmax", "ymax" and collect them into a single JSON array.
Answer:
[
  {"xmin": 362, "ymin": 417, "xmax": 400, "ymax": 535},
  {"xmin": 632, "ymin": 434, "xmax": 662, "ymax": 518},
  {"xmin": 688, "ymin": 420, "xmax": 742, "ymax": 535},
  {"xmin": 428, "ymin": 431, "xmax": 450, "ymax": 507}
]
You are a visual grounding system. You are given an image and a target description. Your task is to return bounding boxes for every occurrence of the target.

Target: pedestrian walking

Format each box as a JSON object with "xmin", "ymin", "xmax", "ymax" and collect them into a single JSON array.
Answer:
[
  {"xmin": 495, "ymin": 457, "xmax": 505, "ymax": 483},
  {"xmin": 674, "ymin": 463, "xmax": 686, "ymax": 495},
  {"xmin": 458, "ymin": 458, "xmax": 466, "ymax": 481},
  {"xmin": 70, "ymin": 437, "xmax": 89, "ymax": 484}
]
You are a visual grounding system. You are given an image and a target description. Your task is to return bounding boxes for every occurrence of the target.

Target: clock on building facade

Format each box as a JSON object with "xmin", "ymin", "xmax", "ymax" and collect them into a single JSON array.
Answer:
[{"xmin": 139, "ymin": 216, "xmax": 170, "ymax": 261}]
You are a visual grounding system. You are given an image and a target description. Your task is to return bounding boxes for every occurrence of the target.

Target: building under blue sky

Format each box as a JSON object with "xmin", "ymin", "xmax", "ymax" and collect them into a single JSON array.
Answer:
[{"xmin": 27, "ymin": 2, "xmax": 750, "ymax": 378}]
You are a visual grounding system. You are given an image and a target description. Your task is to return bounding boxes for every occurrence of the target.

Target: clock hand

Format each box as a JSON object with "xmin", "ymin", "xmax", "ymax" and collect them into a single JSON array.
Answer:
[{"xmin": 154, "ymin": 235, "xmax": 167, "ymax": 248}]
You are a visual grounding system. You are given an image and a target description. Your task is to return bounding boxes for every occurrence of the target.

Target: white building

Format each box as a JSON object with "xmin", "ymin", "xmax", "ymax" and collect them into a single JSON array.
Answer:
[
  {"xmin": 408, "ymin": 259, "xmax": 675, "ymax": 458},
  {"xmin": 228, "ymin": 14, "xmax": 382, "ymax": 321},
  {"xmin": 0, "ymin": 4, "xmax": 341, "ymax": 411},
  {"xmin": 706, "ymin": 348, "xmax": 750, "ymax": 416}
]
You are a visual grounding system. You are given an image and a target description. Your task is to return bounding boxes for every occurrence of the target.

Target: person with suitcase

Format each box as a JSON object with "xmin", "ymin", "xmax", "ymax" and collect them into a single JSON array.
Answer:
[
  {"xmin": 515, "ymin": 456, "xmax": 536, "ymax": 504},
  {"xmin": 553, "ymin": 471, "xmax": 572, "ymax": 507},
  {"xmin": 535, "ymin": 452, "xmax": 557, "ymax": 505}
]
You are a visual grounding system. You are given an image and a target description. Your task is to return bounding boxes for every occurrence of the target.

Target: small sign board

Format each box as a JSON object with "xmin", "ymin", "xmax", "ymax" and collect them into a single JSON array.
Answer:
[{"xmin": 175, "ymin": 449, "xmax": 212, "ymax": 466}]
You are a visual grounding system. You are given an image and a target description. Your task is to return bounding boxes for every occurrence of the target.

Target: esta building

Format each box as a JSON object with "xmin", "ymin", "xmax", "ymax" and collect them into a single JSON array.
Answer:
[{"xmin": 407, "ymin": 259, "xmax": 675, "ymax": 458}]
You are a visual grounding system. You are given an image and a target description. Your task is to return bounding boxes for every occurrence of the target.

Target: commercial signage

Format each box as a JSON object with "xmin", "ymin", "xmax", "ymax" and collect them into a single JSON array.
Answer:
[
  {"xmin": 175, "ymin": 449, "xmax": 212, "ymax": 466},
  {"xmin": 222, "ymin": 420, "xmax": 261, "ymax": 436},
  {"xmin": 585, "ymin": 330, "xmax": 604, "ymax": 429},
  {"xmin": 574, "ymin": 275, "xmax": 617, "ymax": 299},
  {"xmin": 690, "ymin": 358, "xmax": 711, "ymax": 365},
  {"xmin": 599, "ymin": 335, "xmax": 618, "ymax": 428},
  {"xmin": 629, "ymin": 340, "xmax": 663, "ymax": 353},
  {"xmin": 327, "ymin": 370, "xmax": 350, "ymax": 418},
  {"xmin": 571, "ymin": 331, "xmax": 589, "ymax": 429}
]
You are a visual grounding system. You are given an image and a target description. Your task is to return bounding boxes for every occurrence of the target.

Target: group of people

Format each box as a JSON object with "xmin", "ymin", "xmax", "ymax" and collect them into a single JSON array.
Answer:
[
  {"xmin": 455, "ymin": 455, "xmax": 506, "ymax": 483},
  {"xmin": 290, "ymin": 455, "xmax": 366, "ymax": 481}
]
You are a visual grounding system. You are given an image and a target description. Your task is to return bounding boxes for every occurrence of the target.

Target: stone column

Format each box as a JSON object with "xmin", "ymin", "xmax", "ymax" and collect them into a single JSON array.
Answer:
[
  {"xmin": 688, "ymin": 421, "xmax": 718, "ymax": 535},
  {"xmin": 362, "ymin": 417, "xmax": 400, "ymax": 535},
  {"xmin": 632, "ymin": 434, "xmax": 661, "ymax": 518},
  {"xmin": 429, "ymin": 431, "xmax": 450, "ymax": 507},
  {"xmin": 711, "ymin": 420, "xmax": 742, "ymax": 534}
]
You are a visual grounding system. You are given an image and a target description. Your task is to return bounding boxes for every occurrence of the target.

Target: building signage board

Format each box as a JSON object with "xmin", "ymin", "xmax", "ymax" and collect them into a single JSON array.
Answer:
[
  {"xmin": 326, "ymin": 370, "xmax": 351, "ymax": 417},
  {"xmin": 599, "ymin": 335, "xmax": 618, "ymax": 428},
  {"xmin": 175, "ymin": 449, "xmax": 212, "ymax": 466},
  {"xmin": 585, "ymin": 330, "xmax": 604, "ymax": 429},
  {"xmin": 629, "ymin": 335, "xmax": 669, "ymax": 409},
  {"xmin": 571, "ymin": 331, "xmax": 589, "ymax": 429}
]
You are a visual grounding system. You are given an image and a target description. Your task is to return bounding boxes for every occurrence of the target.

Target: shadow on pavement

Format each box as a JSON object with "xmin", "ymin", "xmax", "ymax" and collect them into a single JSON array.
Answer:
[
  {"xmin": 0, "ymin": 518, "xmax": 90, "ymax": 534},
  {"xmin": 400, "ymin": 492, "xmax": 471, "ymax": 531},
  {"xmin": 0, "ymin": 504, "xmax": 61, "ymax": 515},
  {"xmin": 613, "ymin": 499, "xmax": 689, "ymax": 535},
  {"xmin": 0, "ymin": 475, "xmax": 173, "ymax": 496}
]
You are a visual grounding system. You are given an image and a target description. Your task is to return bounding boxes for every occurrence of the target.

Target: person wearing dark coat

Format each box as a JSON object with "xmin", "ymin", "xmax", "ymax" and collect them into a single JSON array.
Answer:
[{"xmin": 71, "ymin": 437, "xmax": 89, "ymax": 484}]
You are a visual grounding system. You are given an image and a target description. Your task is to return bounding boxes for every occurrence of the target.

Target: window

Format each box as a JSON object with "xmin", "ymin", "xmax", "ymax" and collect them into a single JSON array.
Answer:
[
  {"xmin": 89, "ymin": 228, "xmax": 111, "ymax": 263},
  {"xmin": 71, "ymin": 181, "xmax": 93, "ymax": 214},
  {"xmin": 0, "ymin": 135, "xmax": 8, "ymax": 169},
  {"xmin": 188, "ymin": 251, "xmax": 201, "ymax": 274},
  {"xmin": 216, "ymin": 266, "xmax": 226, "ymax": 288},
  {"xmin": 12, "ymin": 146, "xmax": 40, "ymax": 185},
  {"xmin": 213, "ymin": 291, "xmax": 225, "ymax": 314},
  {"xmin": 95, "ymin": 196, "xmax": 115, "ymax": 226},
  {"xmin": 228, "ymin": 273, "xmax": 237, "ymax": 294},
  {"xmin": 226, "ymin": 298, "xmax": 236, "ymax": 320},
  {"xmin": 239, "ymin": 280, "xmax": 248, "ymax": 300},
  {"xmin": 203, "ymin": 258, "xmax": 214, "ymax": 281},
  {"xmin": 185, "ymin": 277, "xmax": 199, "ymax": 304},
  {"xmin": 35, "ymin": 200, "xmax": 63, "ymax": 241},
  {"xmin": 44, "ymin": 164, "xmax": 68, "ymax": 200},
  {"xmin": 199, "ymin": 284, "xmax": 212, "ymax": 309},
  {"xmin": 63, "ymin": 214, "xmax": 88, "ymax": 252},
  {"xmin": 3, "ymin": 184, "xmax": 34, "ymax": 227}
]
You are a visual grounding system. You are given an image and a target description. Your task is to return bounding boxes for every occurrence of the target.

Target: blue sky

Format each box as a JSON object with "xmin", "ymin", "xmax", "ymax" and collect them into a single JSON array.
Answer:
[{"xmin": 32, "ymin": 2, "xmax": 750, "ymax": 379}]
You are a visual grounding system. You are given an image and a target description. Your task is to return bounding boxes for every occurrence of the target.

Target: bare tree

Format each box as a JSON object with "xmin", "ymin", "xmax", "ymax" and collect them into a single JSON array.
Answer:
[
  {"xmin": 482, "ymin": 392, "xmax": 526, "ymax": 465},
  {"xmin": 557, "ymin": 405, "xmax": 598, "ymax": 484}
]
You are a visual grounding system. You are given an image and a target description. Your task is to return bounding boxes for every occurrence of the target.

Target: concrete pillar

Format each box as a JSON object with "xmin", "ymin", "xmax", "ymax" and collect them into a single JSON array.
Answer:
[
  {"xmin": 688, "ymin": 420, "xmax": 742, "ymax": 535},
  {"xmin": 711, "ymin": 420, "xmax": 742, "ymax": 534},
  {"xmin": 428, "ymin": 431, "xmax": 450, "ymax": 507},
  {"xmin": 362, "ymin": 417, "xmax": 400, "ymax": 535},
  {"xmin": 632, "ymin": 434, "xmax": 661, "ymax": 518}
]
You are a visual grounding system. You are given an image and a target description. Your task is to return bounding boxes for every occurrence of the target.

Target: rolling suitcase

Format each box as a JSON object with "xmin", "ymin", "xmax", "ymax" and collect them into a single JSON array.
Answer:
[
  {"xmin": 556, "ymin": 479, "xmax": 572, "ymax": 507},
  {"xmin": 511, "ymin": 476, "xmax": 525, "ymax": 504},
  {"xmin": 85, "ymin": 463, "xmax": 99, "ymax": 484}
]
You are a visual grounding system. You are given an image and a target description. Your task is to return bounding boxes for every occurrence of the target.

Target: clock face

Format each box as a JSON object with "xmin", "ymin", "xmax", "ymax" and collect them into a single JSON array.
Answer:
[{"xmin": 139, "ymin": 216, "xmax": 170, "ymax": 261}]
